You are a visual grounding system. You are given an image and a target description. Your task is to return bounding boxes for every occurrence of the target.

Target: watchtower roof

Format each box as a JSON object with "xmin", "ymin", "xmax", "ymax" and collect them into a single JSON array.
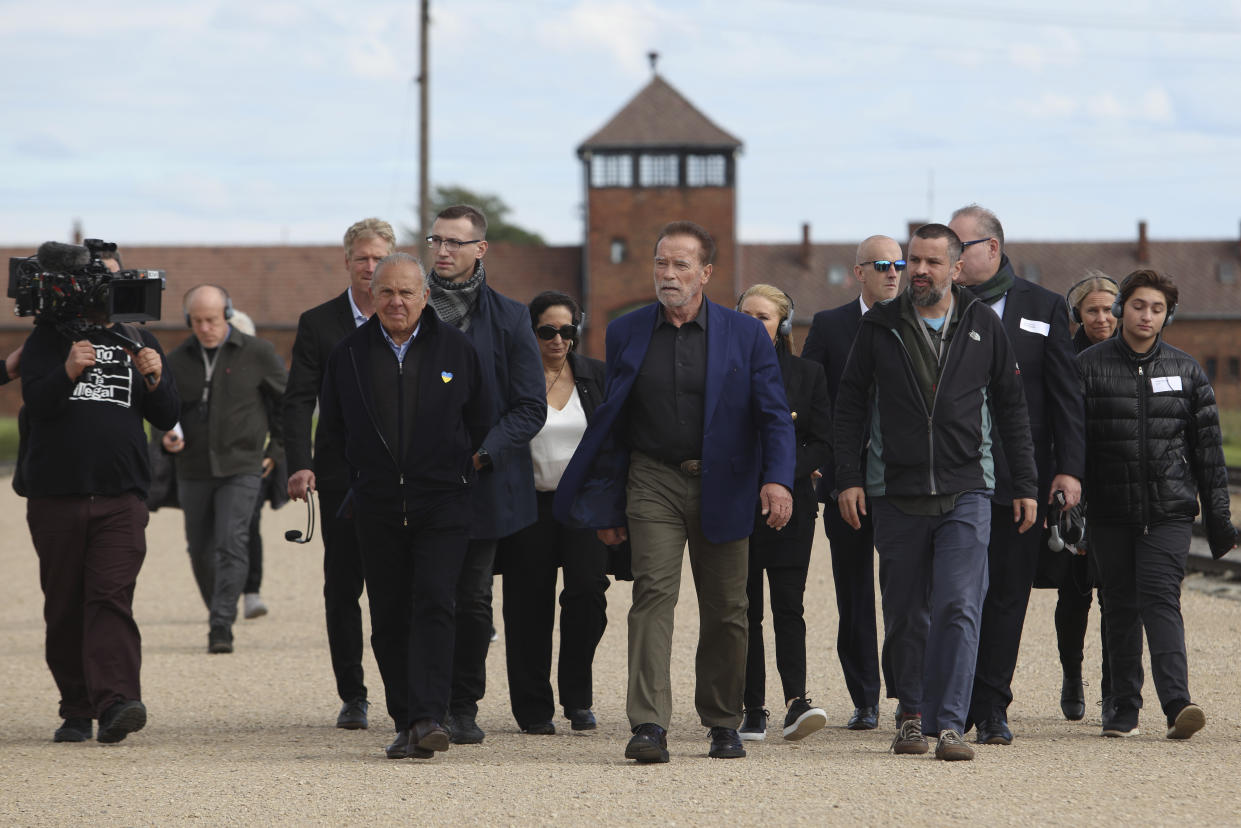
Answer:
[{"xmin": 577, "ymin": 74, "xmax": 742, "ymax": 154}]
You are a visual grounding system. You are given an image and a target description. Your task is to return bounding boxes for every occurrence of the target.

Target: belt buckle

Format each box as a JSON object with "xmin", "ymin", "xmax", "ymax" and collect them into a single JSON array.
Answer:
[{"xmin": 679, "ymin": 459, "xmax": 702, "ymax": 477}]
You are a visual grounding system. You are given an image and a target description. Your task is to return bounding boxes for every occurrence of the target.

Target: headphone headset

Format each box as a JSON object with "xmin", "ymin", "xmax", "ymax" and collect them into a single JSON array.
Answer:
[
  {"xmin": 1047, "ymin": 490, "xmax": 1086, "ymax": 553},
  {"xmin": 183, "ymin": 284, "xmax": 235, "ymax": 328},
  {"xmin": 737, "ymin": 287, "xmax": 795, "ymax": 338},
  {"xmin": 1065, "ymin": 274, "xmax": 1119, "ymax": 324},
  {"xmin": 1111, "ymin": 275, "xmax": 1176, "ymax": 327}
]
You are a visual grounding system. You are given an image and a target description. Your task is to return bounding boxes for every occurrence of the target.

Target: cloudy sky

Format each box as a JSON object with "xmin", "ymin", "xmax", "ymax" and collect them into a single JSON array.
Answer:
[{"xmin": 3, "ymin": 0, "xmax": 1239, "ymax": 248}]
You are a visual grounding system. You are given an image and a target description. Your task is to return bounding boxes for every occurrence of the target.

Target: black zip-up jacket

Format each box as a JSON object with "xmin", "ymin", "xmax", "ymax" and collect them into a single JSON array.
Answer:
[
  {"xmin": 318, "ymin": 309, "xmax": 492, "ymax": 516},
  {"xmin": 1077, "ymin": 335, "xmax": 1236, "ymax": 557},
  {"xmin": 834, "ymin": 284, "xmax": 1037, "ymax": 501}
]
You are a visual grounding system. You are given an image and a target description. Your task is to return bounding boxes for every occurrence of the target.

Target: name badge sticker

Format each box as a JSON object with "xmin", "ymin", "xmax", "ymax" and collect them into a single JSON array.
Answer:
[
  {"xmin": 1150, "ymin": 376, "xmax": 1183, "ymax": 393},
  {"xmin": 1018, "ymin": 317, "xmax": 1050, "ymax": 336}
]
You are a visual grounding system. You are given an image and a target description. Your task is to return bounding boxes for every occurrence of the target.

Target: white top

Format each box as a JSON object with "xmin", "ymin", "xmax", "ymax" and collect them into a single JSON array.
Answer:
[{"xmin": 531, "ymin": 385, "xmax": 588, "ymax": 492}]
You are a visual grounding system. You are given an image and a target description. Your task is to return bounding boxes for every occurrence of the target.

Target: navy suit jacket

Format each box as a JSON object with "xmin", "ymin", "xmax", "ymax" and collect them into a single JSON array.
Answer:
[
  {"xmin": 970, "ymin": 262, "xmax": 1085, "ymax": 504},
  {"xmin": 553, "ymin": 300, "xmax": 796, "ymax": 544},
  {"xmin": 800, "ymin": 297, "xmax": 862, "ymax": 500}
]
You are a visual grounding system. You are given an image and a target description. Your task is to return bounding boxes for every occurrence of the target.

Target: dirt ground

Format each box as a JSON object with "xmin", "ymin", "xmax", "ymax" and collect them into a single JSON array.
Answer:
[{"xmin": 2, "ymin": 478, "xmax": 1239, "ymax": 827}]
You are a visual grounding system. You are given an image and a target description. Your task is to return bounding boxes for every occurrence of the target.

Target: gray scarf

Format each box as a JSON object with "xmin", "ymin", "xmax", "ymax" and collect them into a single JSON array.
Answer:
[{"xmin": 429, "ymin": 260, "xmax": 486, "ymax": 331}]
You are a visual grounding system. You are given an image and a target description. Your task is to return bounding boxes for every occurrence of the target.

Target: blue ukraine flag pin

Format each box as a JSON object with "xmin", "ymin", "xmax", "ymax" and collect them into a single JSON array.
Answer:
[{"xmin": 441, "ymin": 371, "xmax": 453, "ymax": 383}]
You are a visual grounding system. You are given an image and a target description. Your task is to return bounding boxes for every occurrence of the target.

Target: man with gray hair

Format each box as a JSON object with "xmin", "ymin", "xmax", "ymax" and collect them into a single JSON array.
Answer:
[
  {"xmin": 284, "ymin": 217, "xmax": 394, "ymax": 729},
  {"xmin": 318, "ymin": 252, "xmax": 490, "ymax": 760}
]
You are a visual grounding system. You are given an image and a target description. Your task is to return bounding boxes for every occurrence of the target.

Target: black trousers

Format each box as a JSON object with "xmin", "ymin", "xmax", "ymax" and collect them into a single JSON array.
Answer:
[
  {"xmin": 356, "ymin": 495, "xmax": 468, "ymax": 731},
  {"xmin": 970, "ymin": 501, "xmax": 1043, "ymax": 723},
  {"xmin": 742, "ymin": 516, "xmax": 814, "ymax": 709},
  {"xmin": 244, "ymin": 489, "xmax": 263, "ymax": 594},
  {"xmin": 1092, "ymin": 521, "xmax": 1192, "ymax": 717},
  {"xmin": 450, "ymin": 538, "xmax": 497, "ymax": 718},
  {"xmin": 499, "ymin": 491, "xmax": 610, "ymax": 728},
  {"xmin": 822, "ymin": 506, "xmax": 881, "ymax": 708},
  {"xmin": 1054, "ymin": 571, "xmax": 1111, "ymax": 700},
  {"xmin": 320, "ymin": 487, "xmax": 367, "ymax": 704}
]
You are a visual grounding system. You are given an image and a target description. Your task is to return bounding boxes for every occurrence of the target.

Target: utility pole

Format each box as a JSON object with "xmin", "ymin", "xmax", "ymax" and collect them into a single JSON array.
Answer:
[{"xmin": 418, "ymin": 0, "xmax": 430, "ymax": 241}]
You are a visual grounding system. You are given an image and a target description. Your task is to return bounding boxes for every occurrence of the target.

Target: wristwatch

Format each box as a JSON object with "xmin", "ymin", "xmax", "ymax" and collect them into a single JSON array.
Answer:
[{"xmin": 476, "ymin": 447, "xmax": 492, "ymax": 469}]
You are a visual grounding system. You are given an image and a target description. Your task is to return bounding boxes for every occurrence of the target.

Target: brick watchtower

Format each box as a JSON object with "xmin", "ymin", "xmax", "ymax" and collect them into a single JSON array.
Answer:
[{"xmin": 575, "ymin": 70, "xmax": 743, "ymax": 356}]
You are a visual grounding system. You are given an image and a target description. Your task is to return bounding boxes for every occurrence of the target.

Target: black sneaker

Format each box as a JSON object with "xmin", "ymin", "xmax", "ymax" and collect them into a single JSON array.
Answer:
[
  {"xmin": 208, "ymin": 626, "xmax": 233, "ymax": 654},
  {"xmin": 445, "ymin": 712, "xmax": 485, "ymax": 744},
  {"xmin": 707, "ymin": 726, "xmax": 746, "ymax": 759},
  {"xmin": 336, "ymin": 698, "xmax": 369, "ymax": 730},
  {"xmin": 625, "ymin": 723, "xmax": 669, "ymax": 764},
  {"xmin": 564, "ymin": 708, "xmax": 597, "ymax": 731},
  {"xmin": 1166, "ymin": 703, "xmax": 1205, "ymax": 740},
  {"xmin": 521, "ymin": 721, "xmax": 556, "ymax": 735},
  {"xmin": 53, "ymin": 717, "xmax": 92, "ymax": 743},
  {"xmin": 1102, "ymin": 704, "xmax": 1140, "ymax": 738},
  {"xmin": 782, "ymin": 697, "xmax": 827, "ymax": 741},
  {"xmin": 739, "ymin": 708, "xmax": 768, "ymax": 742},
  {"xmin": 97, "ymin": 700, "xmax": 147, "ymax": 744},
  {"xmin": 890, "ymin": 715, "xmax": 929, "ymax": 755}
]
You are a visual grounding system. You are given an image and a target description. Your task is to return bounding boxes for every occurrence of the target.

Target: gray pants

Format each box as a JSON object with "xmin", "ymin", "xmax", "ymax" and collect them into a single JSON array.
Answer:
[
  {"xmin": 625, "ymin": 452, "xmax": 749, "ymax": 731},
  {"xmin": 180, "ymin": 474, "xmax": 262, "ymax": 630}
]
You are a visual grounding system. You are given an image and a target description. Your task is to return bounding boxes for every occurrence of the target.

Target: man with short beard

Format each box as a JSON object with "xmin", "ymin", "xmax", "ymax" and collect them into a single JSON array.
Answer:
[{"xmin": 834, "ymin": 223, "xmax": 1038, "ymax": 761}]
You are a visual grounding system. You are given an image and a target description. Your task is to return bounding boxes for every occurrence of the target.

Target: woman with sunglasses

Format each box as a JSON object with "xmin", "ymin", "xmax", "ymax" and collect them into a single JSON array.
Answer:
[
  {"xmin": 735, "ymin": 284, "xmax": 833, "ymax": 742},
  {"xmin": 495, "ymin": 290, "xmax": 613, "ymax": 735}
]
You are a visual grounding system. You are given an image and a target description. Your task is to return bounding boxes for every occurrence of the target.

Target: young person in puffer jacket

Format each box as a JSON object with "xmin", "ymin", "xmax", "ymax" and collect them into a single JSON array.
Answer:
[{"xmin": 1077, "ymin": 269, "xmax": 1237, "ymax": 742}]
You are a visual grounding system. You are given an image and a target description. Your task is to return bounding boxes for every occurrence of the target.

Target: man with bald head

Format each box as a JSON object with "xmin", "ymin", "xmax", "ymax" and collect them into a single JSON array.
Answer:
[
  {"xmin": 166, "ymin": 285, "xmax": 286, "ymax": 654},
  {"xmin": 800, "ymin": 234, "xmax": 904, "ymax": 731}
]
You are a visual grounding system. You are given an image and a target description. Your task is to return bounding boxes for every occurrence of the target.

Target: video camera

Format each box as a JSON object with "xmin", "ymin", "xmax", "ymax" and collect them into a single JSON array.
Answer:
[{"xmin": 7, "ymin": 238, "xmax": 165, "ymax": 326}]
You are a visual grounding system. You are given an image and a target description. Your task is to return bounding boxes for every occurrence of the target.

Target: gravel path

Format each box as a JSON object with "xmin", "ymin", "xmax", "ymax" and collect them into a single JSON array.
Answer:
[{"xmin": 2, "ymin": 481, "xmax": 1238, "ymax": 826}]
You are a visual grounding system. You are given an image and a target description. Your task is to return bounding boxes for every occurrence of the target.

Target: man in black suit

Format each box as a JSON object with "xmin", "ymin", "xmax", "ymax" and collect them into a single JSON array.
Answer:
[
  {"xmin": 801, "ymin": 234, "xmax": 904, "ymax": 731},
  {"xmin": 948, "ymin": 205, "xmax": 1085, "ymax": 745},
  {"xmin": 284, "ymin": 217, "xmax": 395, "ymax": 730}
]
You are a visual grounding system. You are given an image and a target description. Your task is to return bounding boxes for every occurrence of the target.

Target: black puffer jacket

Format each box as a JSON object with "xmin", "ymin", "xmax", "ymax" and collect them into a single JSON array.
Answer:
[{"xmin": 1078, "ymin": 336, "xmax": 1236, "ymax": 557}]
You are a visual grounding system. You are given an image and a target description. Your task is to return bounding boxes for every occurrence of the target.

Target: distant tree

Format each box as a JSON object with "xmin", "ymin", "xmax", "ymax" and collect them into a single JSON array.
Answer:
[{"xmin": 408, "ymin": 185, "xmax": 546, "ymax": 246}]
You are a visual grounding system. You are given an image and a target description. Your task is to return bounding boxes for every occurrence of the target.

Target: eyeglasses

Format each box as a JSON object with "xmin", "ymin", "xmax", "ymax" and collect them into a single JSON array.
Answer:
[
  {"xmin": 285, "ymin": 490, "xmax": 316, "ymax": 544},
  {"xmin": 536, "ymin": 324, "xmax": 577, "ymax": 341},
  {"xmin": 859, "ymin": 259, "xmax": 906, "ymax": 273},
  {"xmin": 961, "ymin": 238, "xmax": 992, "ymax": 249},
  {"xmin": 425, "ymin": 235, "xmax": 483, "ymax": 252}
]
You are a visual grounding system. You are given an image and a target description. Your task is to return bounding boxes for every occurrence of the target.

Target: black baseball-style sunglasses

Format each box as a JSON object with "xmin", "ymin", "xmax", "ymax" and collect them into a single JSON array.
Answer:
[
  {"xmin": 536, "ymin": 324, "xmax": 577, "ymax": 341},
  {"xmin": 285, "ymin": 490, "xmax": 316, "ymax": 544},
  {"xmin": 859, "ymin": 259, "xmax": 906, "ymax": 273}
]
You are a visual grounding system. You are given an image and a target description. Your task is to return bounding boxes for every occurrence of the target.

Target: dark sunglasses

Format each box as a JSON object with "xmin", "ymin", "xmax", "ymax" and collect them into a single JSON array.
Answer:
[
  {"xmin": 536, "ymin": 324, "xmax": 577, "ymax": 341},
  {"xmin": 860, "ymin": 259, "xmax": 906, "ymax": 273},
  {"xmin": 961, "ymin": 237, "xmax": 993, "ymax": 248},
  {"xmin": 285, "ymin": 490, "xmax": 316, "ymax": 544}
]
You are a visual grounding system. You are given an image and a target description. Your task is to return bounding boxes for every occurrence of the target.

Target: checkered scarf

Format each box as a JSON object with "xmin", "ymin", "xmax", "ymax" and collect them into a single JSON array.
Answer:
[{"xmin": 429, "ymin": 260, "xmax": 485, "ymax": 332}]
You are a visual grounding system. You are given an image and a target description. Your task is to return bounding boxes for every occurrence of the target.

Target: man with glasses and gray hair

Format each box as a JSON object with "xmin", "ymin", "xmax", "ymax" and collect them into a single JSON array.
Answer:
[
  {"xmin": 425, "ymin": 204, "xmax": 546, "ymax": 745},
  {"xmin": 284, "ymin": 217, "xmax": 395, "ymax": 730},
  {"xmin": 947, "ymin": 204, "xmax": 1085, "ymax": 746},
  {"xmin": 800, "ymin": 234, "xmax": 905, "ymax": 733}
]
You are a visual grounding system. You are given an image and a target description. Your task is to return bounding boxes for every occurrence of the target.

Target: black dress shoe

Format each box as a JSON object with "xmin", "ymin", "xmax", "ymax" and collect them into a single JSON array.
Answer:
[
  {"xmin": 1061, "ymin": 673, "xmax": 1086, "ymax": 721},
  {"xmin": 521, "ymin": 721, "xmax": 556, "ymax": 735},
  {"xmin": 54, "ymin": 717, "xmax": 93, "ymax": 743},
  {"xmin": 707, "ymin": 726, "xmax": 746, "ymax": 759},
  {"xmin": 336, "ymin": 699, "xmax": 369, "ymax": 730},
  {"xmin": 975, "ymin": 716, "xmax": 1013, "ymax": 745},
  {"xmin": 624, "ymin": 723, "xmax": 669, "ymax": 763},
  {"xmin": 385, "ymin": 729, "xmax": 432, "ymax": 759},
  {"xmin": 97, "ymin": 700, "xmax": 147, "ymax": 744},
  {"xmin": 445, "ymin": 712, "xmax": 485, "ymax": 745},
  {"xmin": 564, "ymin": 708, "xmax": 597, "ymax": 731},
  {"xmin": 847, "ymin": 706, "xmax": 879, "ymax": 731},
  {"xmin": 411, "ymin": 719, "xmax": 451, "ymax": 753}
]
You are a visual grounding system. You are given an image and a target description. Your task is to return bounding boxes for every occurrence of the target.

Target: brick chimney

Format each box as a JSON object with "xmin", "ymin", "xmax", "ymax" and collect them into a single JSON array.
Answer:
[
  {"xmin": 800, "ymin": 222, "xmax": 811, "ymax": 268},
  {"xmin": 1137, "ymin": 220, "xmax": 1149, "ymax": 263},
  {"xmin": 72, "ymin": 218, "xmax": 83, "ymax": 245}
]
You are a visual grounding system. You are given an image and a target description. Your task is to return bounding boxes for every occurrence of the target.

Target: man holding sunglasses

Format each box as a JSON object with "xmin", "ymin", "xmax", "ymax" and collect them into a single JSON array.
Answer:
[
  {"xmin": 801, "ymin": 234, "xmax": 904, "ymax": 732},
  {"xmin": 948, "ymin": 205, "xmax": 1085, "ymax": 747},
  {"xmin": 426, "ymin": 204, "xmax": 546, "ymax": 745}
]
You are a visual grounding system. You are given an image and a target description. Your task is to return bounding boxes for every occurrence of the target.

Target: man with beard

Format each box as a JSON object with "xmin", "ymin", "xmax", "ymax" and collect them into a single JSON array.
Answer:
[
  {"xmin": 834, "ymin": 223, "xmax": 1038, "ymax": 761},
  {"xmin": 425, "ymin": 204, "xmax": 546, "ymax": 744},
  {"xmin": 948, "ymin": 205, "xmax": 1084, "ymax": 746}
]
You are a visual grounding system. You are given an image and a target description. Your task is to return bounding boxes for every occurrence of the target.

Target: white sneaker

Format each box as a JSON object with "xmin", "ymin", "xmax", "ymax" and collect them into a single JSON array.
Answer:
[{"xmin": 243, "ymin": 593, "xmax": 268, "ymax": 619}]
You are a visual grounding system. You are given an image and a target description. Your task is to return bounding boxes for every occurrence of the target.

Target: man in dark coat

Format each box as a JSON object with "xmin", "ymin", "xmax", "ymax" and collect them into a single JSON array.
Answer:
[
  {"xmin": 283, "ymin": 217, "xmax": 395, "ymax": 730},
  {"xmin": 319, "ymin": 253, "xmax": 490, "ymax": 760},
  {"xmin": 948, "ymin": 205, "xmax": 1086, "ymax": 745},
  {"xmin": 801, "ymin": 233, "xmax": 904, "ymax": 731},
  {"xmin": 425, "ymin": 204, "xmax": 546, "ymax": 744}
]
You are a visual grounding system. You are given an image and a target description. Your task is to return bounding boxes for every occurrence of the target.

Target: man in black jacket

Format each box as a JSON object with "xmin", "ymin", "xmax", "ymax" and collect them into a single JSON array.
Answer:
[
  {"xmin": 801, "ymin": 233, "xmax": 904, "ymax": 731},
  {"xmin": 1078, "ymin": 269, "xmax": 1236, "ymax": 740},
  {"xmin": 284, "ymin": 217, "xmax": 395, "ymax": 729},
  {"xmin": 835, "ymin": 223, "xmax": 1038, "ymax": 761},
  {"xmin": 948, "ymin": 205, "xmax": 1085, "ymax": 746},
  {"xmin": 319, "ymin": 253, "xmax": 490, "ymax": 760}
]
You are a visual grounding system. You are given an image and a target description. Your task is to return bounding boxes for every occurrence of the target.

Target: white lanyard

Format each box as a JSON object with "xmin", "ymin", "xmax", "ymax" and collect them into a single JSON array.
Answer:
[{"xmin": 199, "ymin": 346, "xmax": 220, "ymax": 407}]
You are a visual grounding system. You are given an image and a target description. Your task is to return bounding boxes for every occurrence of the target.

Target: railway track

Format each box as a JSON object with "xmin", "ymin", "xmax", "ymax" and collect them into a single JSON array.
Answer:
[{"xmin": 1185, "ymin": 465, "xmax": 1241, "ymax": 578}]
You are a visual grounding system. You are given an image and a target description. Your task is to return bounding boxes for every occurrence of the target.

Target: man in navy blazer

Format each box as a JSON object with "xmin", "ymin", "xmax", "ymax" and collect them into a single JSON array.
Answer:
[
  {"xmin": 949, "ymin": 205, "xmax": 1085, "ymax": 745},
  {"xmin": 801, "ymin": 234, "xmax": 904, "ymax": 731},
  {"xmin": 555, "ymin": 221, "xmax": 795, "ymax": 764},
  {"xmin": 425, "ymin": 204, "xmax": 547, "ymax": 745}
]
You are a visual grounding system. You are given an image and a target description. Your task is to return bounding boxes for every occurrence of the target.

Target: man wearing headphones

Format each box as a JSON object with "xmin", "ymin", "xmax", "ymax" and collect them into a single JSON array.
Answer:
[
  {"xmin": 165, "ymin": 285, "xmax": 287, "ymax": 653},
  {"xmin": 1078, "ymin": 269, "xmax": 1236, "ymax": 740}
]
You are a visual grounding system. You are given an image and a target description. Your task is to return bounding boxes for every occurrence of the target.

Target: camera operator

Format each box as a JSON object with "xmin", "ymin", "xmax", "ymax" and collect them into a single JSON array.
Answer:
[
  {"xmin": 20, "ymin": 248, "xmax": 180, "ymax": 744},
  {"xmin": 0, "ymin": 345, "xmax": 21, "ymax": 384}
]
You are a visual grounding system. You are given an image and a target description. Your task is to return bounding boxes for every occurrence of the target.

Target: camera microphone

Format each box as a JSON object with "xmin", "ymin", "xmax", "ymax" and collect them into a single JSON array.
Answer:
[
  {"xmin": 285, "ymin": 530, "xmax": 303, "ymax": 542},
  {"xmin": 36, "ymin": 241, "xmax": 91, "ymax": 271}
]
